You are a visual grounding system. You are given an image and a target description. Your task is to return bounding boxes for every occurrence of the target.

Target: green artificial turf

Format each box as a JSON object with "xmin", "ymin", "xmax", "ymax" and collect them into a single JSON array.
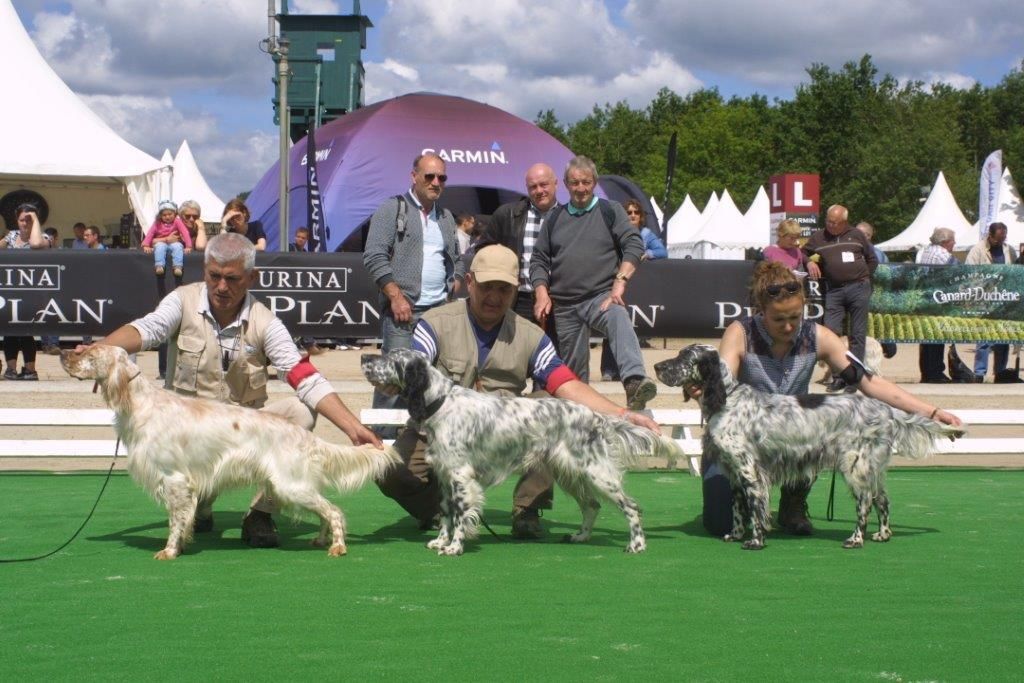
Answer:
[{"xmin": 1, "ymin": 469, "xmax": 1021, "ymax": 681}]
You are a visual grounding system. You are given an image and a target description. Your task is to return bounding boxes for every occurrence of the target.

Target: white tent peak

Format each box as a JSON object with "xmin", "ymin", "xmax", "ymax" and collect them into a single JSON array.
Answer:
[
  {"xmin": 877, "ymin": 171, "xmax": 973, "ymax": 252},
  {"xmin": 666, "ymin": 194, "xmax": 701, "ymax": 245},
  {"xmin": 171, "ymin": 140, "xmax": 225, "ymax": 223},
  {"xmin": 0, "ymin": 0, "xmax": 164, "ymax": 230},
  {"xmin": 744, "ymin": 186, "xmax": 770, "ymax": 244}
]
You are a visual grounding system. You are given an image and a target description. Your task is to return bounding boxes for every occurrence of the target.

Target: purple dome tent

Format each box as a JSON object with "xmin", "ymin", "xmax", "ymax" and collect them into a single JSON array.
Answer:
[{"xmin": 247, "ymin": 92, "xmax": 581, "ymax": 251}]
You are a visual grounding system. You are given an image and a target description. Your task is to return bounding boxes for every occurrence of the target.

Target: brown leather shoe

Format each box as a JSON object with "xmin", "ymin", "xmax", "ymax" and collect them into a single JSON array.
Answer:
[
  {"xmin": 777, "ymin": 485, "xmax": 813, "ymax": 536},
  {"xmin": 241, "ymin": 510, "xmax": 280, "ymax": 548},
  {"xmin": 623, "ymin": 376, "xmax": 657, "ymax": 411},
  {"xmin": 511, "ymin": 507, "xmax": 544, "ymax": 540}
]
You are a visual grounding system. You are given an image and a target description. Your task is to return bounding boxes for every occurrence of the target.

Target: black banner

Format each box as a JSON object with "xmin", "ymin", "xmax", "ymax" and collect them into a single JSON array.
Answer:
[{"xmin": 5, "ymin": 253, "xmax": 1019, "ymax": 340}]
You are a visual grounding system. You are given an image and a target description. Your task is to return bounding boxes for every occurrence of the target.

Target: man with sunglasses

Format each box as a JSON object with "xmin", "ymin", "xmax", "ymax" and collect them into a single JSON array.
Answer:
[
  {"xmin": 803, "ymin": 204, "xmax": 878, "ymax": 393},
  {"xmin": 363, "ymin": 153, "xmax": 465, "ymax": 433}
]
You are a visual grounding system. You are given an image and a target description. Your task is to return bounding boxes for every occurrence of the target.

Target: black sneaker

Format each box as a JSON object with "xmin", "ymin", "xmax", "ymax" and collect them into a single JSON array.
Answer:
[
  {"xmin": 511, "ymin": 507, "xmax": 544, "ymax": 540},
  {"xmin": 623, "ymin": 376, "xmax": 657, "ymax": 411},
  {"xmin": 16, "ymin": 369, "xmax": 38, "ymax": 381},
  {"xmin": 241, "ymin": 510, "xmax": 279, "ymax": 548},
  {"xmin": 2, "ymin": 368, "xmax": 17, "ymax": 381}
]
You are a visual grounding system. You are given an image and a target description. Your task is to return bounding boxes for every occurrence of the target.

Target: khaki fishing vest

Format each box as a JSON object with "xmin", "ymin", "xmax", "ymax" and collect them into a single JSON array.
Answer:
[
  {"xmin": 422, "ymin": 300, "xmax": 544, "ymax": 397},
  {"xmin": 166, "ymin": 283, "xmax": 275, "ymax": 408}
]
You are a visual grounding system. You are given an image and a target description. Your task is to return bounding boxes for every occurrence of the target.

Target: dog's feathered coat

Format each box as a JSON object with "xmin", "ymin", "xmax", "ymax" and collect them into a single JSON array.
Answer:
[
  {"xmin": 654, "ymin": 344, "xmax": 964, "ymax": 549},
  {"xmin": 361, "ymin": 349, "xmax": 680, "ymax": 555},
  {"xmin": 61, "ymin": 345, "xmax": 399, "ymax": 559}
]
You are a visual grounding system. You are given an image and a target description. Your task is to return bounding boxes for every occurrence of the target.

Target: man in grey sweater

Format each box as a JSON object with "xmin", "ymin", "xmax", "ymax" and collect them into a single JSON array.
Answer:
[
  {"xmin": 529, "ymin": 156, "xmax": 657, "ymax": 410},
  {"xmin": 363, "ymin": 153, "xmax": 464, "ymax": 426}
]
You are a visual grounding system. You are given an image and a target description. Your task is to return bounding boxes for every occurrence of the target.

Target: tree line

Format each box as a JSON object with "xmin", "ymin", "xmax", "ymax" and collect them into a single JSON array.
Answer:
[{"xmin": 535, "ymin": 55, "xmax": 1024, "ymax": 244}]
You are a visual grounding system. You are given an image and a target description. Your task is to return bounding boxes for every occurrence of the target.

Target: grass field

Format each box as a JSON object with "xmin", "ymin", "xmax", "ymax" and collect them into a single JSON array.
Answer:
[{"xmin": 1, "ymin": 469, "xmax": 1021, "ymax": 681}]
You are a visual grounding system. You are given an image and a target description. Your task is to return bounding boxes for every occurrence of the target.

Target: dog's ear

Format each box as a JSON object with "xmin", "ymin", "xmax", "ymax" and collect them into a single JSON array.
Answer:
[
  {"xmin": 101, "ymin": 351, "xmax": 135, "ymax": 414},
  {"xmin": 697, "ymin": 350, "xmax": 727, "ymax": 416},
  {"xmin": 401, "ymin": 354, "xmax": 431, "ymax": 421}
]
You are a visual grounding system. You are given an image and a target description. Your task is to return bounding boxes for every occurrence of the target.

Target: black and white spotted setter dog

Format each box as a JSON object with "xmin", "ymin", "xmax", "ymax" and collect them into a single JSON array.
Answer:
[
  {"xmin": 654, "ymin": 344, "xmax": 964, "ymax": 550},
  {"xmin": 361, "ymin": 349, "xmax": 680, "ymax": 555}
]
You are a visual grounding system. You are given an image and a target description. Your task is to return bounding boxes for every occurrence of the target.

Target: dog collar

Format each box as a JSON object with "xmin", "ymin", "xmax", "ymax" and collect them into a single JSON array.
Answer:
[{"xmin": 422, "ymin": 395, "xmax": 446, "ymax": 420}]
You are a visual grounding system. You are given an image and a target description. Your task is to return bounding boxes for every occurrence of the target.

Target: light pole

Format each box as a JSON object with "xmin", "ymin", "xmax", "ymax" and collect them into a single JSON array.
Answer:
[{"xmin": 265, "ymin": 0, "xmax": 290, "ymax": 252}]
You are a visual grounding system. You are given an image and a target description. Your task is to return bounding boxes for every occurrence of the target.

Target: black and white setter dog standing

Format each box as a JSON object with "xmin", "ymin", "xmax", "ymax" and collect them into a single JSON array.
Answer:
[
  {"xmin": 361, "ymin": 349, "xmax": 680, "ymax": 555},
  {"xmin": 654, "ymin": 344, "xmax": 964, "ymax": 550}
]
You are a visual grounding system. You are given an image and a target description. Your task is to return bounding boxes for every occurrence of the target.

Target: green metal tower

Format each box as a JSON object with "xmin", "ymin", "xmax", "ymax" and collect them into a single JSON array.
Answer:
[{"xmin": 272, "ymin": 1, "xmax": 372, "ymax": 142}]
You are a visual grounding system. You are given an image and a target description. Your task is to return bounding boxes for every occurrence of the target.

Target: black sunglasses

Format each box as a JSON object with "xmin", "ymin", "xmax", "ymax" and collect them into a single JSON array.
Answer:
[
  {"xmin": 423, "ymin": 173, "xmax": 448, "ymax": 183},
  {"xmin": 765, "ymin": 281, "xmax": 802, "ymax": 297}
]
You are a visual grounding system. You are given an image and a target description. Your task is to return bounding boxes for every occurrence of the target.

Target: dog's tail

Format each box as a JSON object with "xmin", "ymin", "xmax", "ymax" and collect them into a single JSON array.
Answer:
[
  {"xmin": 317, "ymin": 442, "xmax": 403, "ymax": 493},
  {"xmin": 608, "ymin": 420, "xmax": 682, "ymax": 470},
  {"xmin": 891, "ymin": 410, "xmax": 966, "ymax": 459}
]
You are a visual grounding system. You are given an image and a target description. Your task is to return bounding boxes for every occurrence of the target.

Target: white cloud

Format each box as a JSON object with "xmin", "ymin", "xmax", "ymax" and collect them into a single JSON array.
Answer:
[{"xmin": 624, "ymin": 0, "xmax": 1024, "ymax": 90}]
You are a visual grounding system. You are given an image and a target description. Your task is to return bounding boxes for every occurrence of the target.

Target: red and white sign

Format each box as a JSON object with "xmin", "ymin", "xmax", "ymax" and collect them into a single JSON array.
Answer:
[{"xmin": 769, "ymin": 174, "xmax": 820, "ymax": 213}]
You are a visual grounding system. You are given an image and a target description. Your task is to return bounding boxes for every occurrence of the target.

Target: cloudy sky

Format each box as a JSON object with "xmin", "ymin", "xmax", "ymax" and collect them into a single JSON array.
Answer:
[{"xmin": 11, "ymin": 0, "xmax": 1023, "ymax": 200}]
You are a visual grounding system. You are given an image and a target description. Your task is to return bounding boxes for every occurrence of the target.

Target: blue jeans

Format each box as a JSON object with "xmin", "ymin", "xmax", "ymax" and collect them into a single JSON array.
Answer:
[
  {"xmin": 153, "ymin": 242, "xmax": 184, "ymax": 270},
  {"xmin": 973, "ymin": 343, "xmax": 1008, "ymax": 379},
  {"xmin": 551, "ymin": 292, "xmax": 646, "ymax": 384}
]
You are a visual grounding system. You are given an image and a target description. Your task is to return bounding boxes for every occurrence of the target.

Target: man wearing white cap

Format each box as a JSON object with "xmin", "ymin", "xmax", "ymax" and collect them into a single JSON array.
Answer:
[{"xmin": 378, "ymin": 244, "xmax": 659, "ymax": 538}]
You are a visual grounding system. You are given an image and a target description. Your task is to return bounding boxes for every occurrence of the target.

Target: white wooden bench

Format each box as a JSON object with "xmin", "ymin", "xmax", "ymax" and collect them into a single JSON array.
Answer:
[
  {"xmin": 0, "ymin": 408, "xmax": 124, "ymax": 457},
  {"xmin": 0, "ymin": 407, "xmax": 1017, "ymax": 464},
  {"xmin": 360, "ymin": 408, "xmax": 1024, "ymax": 475}
]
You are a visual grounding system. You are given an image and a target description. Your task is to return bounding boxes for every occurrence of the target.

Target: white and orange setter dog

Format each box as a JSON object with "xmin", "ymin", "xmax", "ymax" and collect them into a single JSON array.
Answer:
[{"xmin": 61, "ymin": 345, "xmax": 398, "ymax": 560}]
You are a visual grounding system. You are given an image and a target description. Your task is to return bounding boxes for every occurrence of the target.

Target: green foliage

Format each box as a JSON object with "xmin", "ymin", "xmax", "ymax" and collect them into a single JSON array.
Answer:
[{"xmin": 536, "ymin": 55, "xmax": 1024, "ymax": 241}]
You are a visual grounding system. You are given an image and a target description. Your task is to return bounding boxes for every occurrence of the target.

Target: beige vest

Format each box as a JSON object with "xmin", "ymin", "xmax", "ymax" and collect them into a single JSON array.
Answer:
[
  {"xmin": 166, "ymin": 283, "xmax": 275, "ymax": 408},
  {"xmin": 422, "ymin": 300, "xmax": 545, "ymax": 397}
]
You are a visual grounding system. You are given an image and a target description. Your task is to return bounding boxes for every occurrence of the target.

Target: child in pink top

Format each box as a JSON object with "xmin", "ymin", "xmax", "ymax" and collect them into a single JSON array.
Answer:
[{"xmin": 143, "ymin": 200, "xmax": 193, "ymax": 276}]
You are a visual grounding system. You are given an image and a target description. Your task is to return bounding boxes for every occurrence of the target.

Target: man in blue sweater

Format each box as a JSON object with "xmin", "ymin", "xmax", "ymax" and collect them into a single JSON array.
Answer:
[{"xmin": 529, "ymin": 156, "xmax": 657, "ymax": 410}]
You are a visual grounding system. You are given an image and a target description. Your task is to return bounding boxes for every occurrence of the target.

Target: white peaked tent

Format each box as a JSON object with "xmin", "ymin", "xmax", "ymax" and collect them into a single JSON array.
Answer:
[
  {"xmin": 876, "ymin": 171, "xmax": 973, "ymax": 252},
  {"xmin": 671, "ymin": 189, "xmax": 758, "ymax": 260},
  {"xmin": 665, "ymin": 193, "xmax": 702, "ymax": 247},
  {"xmin": 743, "ymin": 186, "xmax": 770, "ymax": 245},
  {"xmin": 0, "ymin": 0, "xmax": 165, "ymax": 235},
  {"xmin": 170, "ymin": 141, "xmax": 225, "ymax": 222},
  {"xmin": 700, "ymin": 191, "xmax": 720, "ymax": 223}
]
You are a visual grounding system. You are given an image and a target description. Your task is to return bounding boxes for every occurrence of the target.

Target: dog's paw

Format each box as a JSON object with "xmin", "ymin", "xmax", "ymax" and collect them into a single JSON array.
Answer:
[
  {"xmin": 625, "ymin": 538, "xmax": 646, "ymax": 554},
  {"xmin": 153, "ymin": 548, "xmax": 179, "ymax": 560},
  {"xmin": 870, "ymin": 530, "xmax": 892, "ymax": 543},
  {"xmin": 439, "ymin": 544, "xmax": 464, "ymax": 556},
  {"xmin": 723, "ymin": 533, "xmax": 741, "ymax": 543},
  {"xmin": 842, "ymin": 536, "xmax": 865, "ymax": 549},
  {"xmin": 562, "ymin": 532, "xmax": 589, "ymax": 544},
  {"xmin": 426, "ymin": 537, "xmax": 446, "ymax": 551},
  {"xmin": 741, "ymin": 539, "xmax": 764, "ymax": 550},
  {"xmin": 327, "ymin": 544, "xmax": 347, "ymax": 557}
]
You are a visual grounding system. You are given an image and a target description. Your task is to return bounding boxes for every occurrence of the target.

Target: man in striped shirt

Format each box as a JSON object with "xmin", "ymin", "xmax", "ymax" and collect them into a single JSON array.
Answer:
[{"xmin": 378, "ymin": 245, "xmax": 658, "ymax": 538}]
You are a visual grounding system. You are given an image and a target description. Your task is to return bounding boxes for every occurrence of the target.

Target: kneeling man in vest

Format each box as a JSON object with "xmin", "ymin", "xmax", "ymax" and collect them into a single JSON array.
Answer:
[
  {"xmin": 379, "ymin": 244, "xmax": 658, "ymax": 538},
  {"xmin": 88, "ymin": 232, "xmax": 382, "ymax": 547}
]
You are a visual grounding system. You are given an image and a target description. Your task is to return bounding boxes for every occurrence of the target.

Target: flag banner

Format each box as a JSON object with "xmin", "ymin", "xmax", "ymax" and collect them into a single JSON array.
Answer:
[
  {"xmin": 0, "ymin": 254, "xmax": 1019, "ymax": 341},
  {"xmin": 306, "ymin": 127, "xmax": 328, "ymax": 252},
  {"xmin": 979, "ymin": 149, "xmax": 1002, "ymax": 239}
]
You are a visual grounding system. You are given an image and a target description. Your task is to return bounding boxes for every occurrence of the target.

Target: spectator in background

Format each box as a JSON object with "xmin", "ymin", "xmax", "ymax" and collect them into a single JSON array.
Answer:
[
  {"xmin": 83, "ymin": 225, "xmax": 106, "ymax": 250},
  {"xmin": 856, "ymin": 221, "xmax": 888, "ymax": 264},
  {"xmin": 70, "ymin": 222, "xmax": 88, "ymax": 250},
  {"xmin": 179, "ymin": 200, "xmax": 207, "ymax": 251},
  {"xmin": 803, "ymin": 204, "xmax": 879, "ymax": 393},
  {"xmin": 143, "ymin": 200, "xmax": 193, "ymax": 277},
  {"xmin": 762, "ymin": 219, "xmax": 808, "ymax": 275},
  {"xmin": 289, "ymin": 226, "xmax": 311, "ymax": 252},
  {"xmin": 362, "ymin": 152, "xmax": 464, "ymax": 434},
  {"xmin": 455, "ymin": 213, "xmax": 475, "ymax": 254},
  {"xmin": 916, "ymin": 227, "xmax": 958, "ymax": 383},
  {"xmin": 966, "ymin": 222, "xmax": 1019, "ymax": 382},
  {"xmin": 600, "ymin": 198, "xmax": 665, "ymax": 381},
  {"xmin": 530, "ymin": 155, "xmax": 657, "ymax": 410},
  {"xmin": 43, "ymin": 227, "xmax": 58, "ymax": 247},
  {"xmin": 221, "ymin": 198, "xmax": 266, "ymax": 251},
  {"xmin": 1, "ymin": 204, "xmax": 48, "ymax": 379},
  {"xmin": 485, "ymin": 162, "xmax": 560, "ymax": 323}
]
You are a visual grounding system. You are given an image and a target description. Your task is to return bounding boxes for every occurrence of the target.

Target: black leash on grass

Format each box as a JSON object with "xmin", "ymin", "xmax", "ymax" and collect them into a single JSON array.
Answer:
[
  {"xmin": 826, "ymin": 463, "xmax": 838, "ymax": 522},
  {"xmin": 0, "ymin": 437, "xmax": 120, "ymax": 563}
]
